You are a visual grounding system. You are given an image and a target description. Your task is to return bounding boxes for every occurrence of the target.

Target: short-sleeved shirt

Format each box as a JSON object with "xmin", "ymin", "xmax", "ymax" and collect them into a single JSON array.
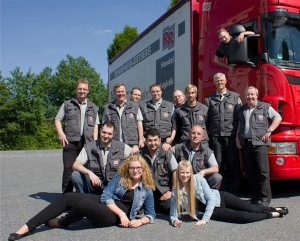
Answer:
[
  {"xmin": 243, "ymin": 104, "xmax": 280, "ymax": 138},
  {"xmin": 149, "ymin": 151, "xmax": 178, "ymax": 172},
  {"xmin": 215, "ymin": 38, "xmax": 235, "ymax": 58},
  {"xmin": 102, "ymin": 101, "xmax": 143, "ymax": 142},
  {"xmin": 55, "ymin": 102, "xmax": 100, "ymax": 135},
  {"xmin": 76, "ymin": 143, "xmax": 131, "ymax": 170},
  {"xmin": 153, "ymin": 98, "xmax": 176, "ymax": 118},
  {"xmin": 171, "ymin": 145, "xmax": 218, "ymax": 167}
]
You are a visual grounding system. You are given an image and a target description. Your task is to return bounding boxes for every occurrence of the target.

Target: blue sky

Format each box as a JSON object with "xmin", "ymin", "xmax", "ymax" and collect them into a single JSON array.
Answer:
[{"xmin": 1, "ymin": 0, "xmax": 170, "ymax": 83}]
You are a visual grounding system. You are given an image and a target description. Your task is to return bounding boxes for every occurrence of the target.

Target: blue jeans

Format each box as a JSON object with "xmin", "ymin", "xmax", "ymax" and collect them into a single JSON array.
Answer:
[{"xmin": 71, "ymin": 171, "xmax": 103, "ymax": 195}]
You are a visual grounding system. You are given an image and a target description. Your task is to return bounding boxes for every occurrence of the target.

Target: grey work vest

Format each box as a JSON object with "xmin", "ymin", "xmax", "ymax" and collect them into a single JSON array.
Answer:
[
  {"xmin": 205, "ymin": 91, "xmax": 240, "ymax": 137},
  {"xmin": 140, "ymin": 145, "xmax": 173, "ymax": 194},
  {"xmin": 63, "ymin": 98, "xmax": 99, "ymax": 142},
  {"xmin": 238, "ymin": 102, "xmax": 271, "ymax": 146},
  {"xmin": 103, "ymin": 100, "xmax": 139, "ymax": 145},
  {"xmin": 84, "ymin": 140, "xmax": 126, "ymax": 185},
  {"xmin": 174, "ymin": 141, "xmax": 213, "ymax": 174},
  {"xmin": 140, "ymin": 100, "xmax": 174, "ymax": 139},
  {"xmin": 175, "ymin": 102, "xmax": 208, "ymax": 141}
]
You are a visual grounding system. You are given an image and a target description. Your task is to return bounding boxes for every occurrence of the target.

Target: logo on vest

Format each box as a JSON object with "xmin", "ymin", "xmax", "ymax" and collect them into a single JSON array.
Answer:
[
  {"xmin": 258, "ymin": 114, "xmax": 264, "ymax": 121},
  {"xmin": 163, "ymin": 112, "xmax": 169, "ymax": 118},
  {"xmin": 198, "ymin": 115, "xmax": 204, "ymax": 121},
  {"xmin": 129, "ymin": 113, "xmax": 134, "ymax": 118},
  {"xmin": 112, "ymin": 160, "xmax": 119, "ymax": 166},
  {"xmin": 227, "ymin": 104, "xmax": 234, "ymax": 110}
]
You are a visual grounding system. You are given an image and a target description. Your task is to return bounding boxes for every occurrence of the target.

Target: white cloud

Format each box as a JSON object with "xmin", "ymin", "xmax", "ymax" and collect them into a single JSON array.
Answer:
[{"xmin": 94, "ymin": 29, "xmax": 112, "ymax": 34}]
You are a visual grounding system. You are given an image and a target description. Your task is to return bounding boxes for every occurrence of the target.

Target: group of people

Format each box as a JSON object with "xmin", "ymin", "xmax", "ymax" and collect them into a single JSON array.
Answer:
[{"xmin": 8, "ymin": 28, "xmax": 288, "ymax": 240}]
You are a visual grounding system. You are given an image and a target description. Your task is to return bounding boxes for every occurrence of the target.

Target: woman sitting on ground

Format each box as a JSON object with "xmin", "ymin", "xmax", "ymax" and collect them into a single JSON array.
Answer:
[
  {"xmin": 170, "ymin": 160, "xmax": 288, "ymax": 227},
  {"xmin": 8, "ymin": 155, "xmax": 156, "ymax": 240}
]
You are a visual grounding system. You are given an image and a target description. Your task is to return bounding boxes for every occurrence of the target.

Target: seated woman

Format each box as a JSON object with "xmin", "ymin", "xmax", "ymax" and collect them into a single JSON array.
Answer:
[
  {"xmin": 170, "ymin": 160, "xmax": 288, "ymax": 227},
  {"xmin": 8, "ymin": 155, "xmax": 156, "ymax": 240}
]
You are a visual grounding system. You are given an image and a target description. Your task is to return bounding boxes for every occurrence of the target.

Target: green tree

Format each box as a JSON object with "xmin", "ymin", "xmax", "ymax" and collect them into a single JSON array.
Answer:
[
  {"xmin": 170, "ymin": 0, "xmax": 181, "ymax": 8},
  {"xmin": 107, "ymin": 25, "xmax": 138, "ymax": 61},
  {"xmin": 48, "ymin": 55, "xmax": 107, "ymax": 118},
  {"xmin": 0, "ymin": 72, "xmax": 11, "ymax": 149},
  {"xmin": 0, "ymin": 68, "xmax": 56, "ymax": 150},
  {"xmin": 0, "ymin": 55, "xmax": 107, "ymax": 150}
]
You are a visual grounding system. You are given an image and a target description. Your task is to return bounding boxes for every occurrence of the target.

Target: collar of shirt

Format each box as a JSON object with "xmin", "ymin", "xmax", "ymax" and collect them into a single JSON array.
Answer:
[
  {"xmin": 116, "ymin": 100, "xmax": 127, "ymax": 108},
  {"xmin": 153, "ymin": 98, "xmax": 162, "ymax": 105},
  {"xmin": 216, "ymin": 89, "xmax": 227, "ymax": 98},
  {"xmin": 246, "ymin": 104, "xmax": 256, "ymax": 109},
  {"xmin": 77, "ymin": 98, "xmax": 87, "ymax": 105},
  {"xmin": 100, "ymin": 143, "xmax": 111, "ymax": 151},
  {"xmin": 188, "ymin": 143, "xmax": 200, "ymax": 152}
]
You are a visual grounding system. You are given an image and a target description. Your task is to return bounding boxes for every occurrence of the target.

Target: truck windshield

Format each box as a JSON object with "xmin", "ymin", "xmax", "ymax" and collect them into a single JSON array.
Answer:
[{"xmin": 265, "ymin": 16, "xmax": 300, "ymax": 69}]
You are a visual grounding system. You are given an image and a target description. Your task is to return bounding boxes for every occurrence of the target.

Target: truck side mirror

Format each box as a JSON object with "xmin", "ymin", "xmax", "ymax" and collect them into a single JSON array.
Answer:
[{"xmin": 228, "ymin": 34, "xmax": 260, "ymax": 69}]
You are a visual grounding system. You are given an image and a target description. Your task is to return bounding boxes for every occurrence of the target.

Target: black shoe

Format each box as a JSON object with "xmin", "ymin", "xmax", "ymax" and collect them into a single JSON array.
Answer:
[
  {"xmin": 276, "ymin": 207, "xmax": 289, "ymax": 217},
  {"xmin": 250, "ymin": 198, "xmax": 270, "ymax": 206},
  {"xmin": 8, "ymin": 231, "xmax": 32, "ymax": 240},
  {"xmin": 259, "ymin": 198, "xmax": 271, "ymax": 206}
]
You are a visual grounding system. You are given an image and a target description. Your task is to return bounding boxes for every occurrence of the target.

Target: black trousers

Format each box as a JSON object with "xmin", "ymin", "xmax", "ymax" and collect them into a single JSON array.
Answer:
[
  {"xmin": 209, "ymin": 136, "xmax": 240, "ymax": 191},
  {"xmin": 242, "ymin": 141, "xmax": 271, "ymax": 201},
  {"xmin": 154, "ymin": 189, "xmax": 171, "ymax": 215},
  {"xmin": 210, "ymin": 191, "xmax": 275, "ymax": 223},
  {"xmin": 26, "ymin": 193, "xmax": 129, "ymax": 231},
  {"xmin": 62, "ymin": 140, "xmax": 84, "ymax": 193}
]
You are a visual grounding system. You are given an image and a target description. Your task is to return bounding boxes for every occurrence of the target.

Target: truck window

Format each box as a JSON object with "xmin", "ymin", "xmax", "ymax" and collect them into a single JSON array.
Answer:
[{"xmin": 264, "ymin": 16, "xmax": 300, "ymax": 68}]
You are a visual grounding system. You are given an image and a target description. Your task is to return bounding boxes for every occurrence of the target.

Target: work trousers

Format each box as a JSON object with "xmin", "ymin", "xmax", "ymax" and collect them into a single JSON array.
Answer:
[
  {"xmin": 26, "ymin": 193, "xmax": 128, "ymax": 231},
  {"xmin": 154, "ymin": 189, "xmax": 171, "ymax": 215},
  {"xmin": 209, "ymin": 136, "xmax": 240, "ymax": 191},
  {"xmin": 242, "ymin": 141, "xmax": 271, "ymax": 202},
  {"xmin": 210, "ymin": 191, "xmax": 275, "ymax": 223},
  {"xmin": 62, "ymin": 139, "xmax": 84, "ymax": 193},
  {"xmin": 71, "ymin": 171, "xmax": 103, "ymax": 195},
  {"xmin": 205, "ymin": 173, "xmax": 223, "ymax": 190}
]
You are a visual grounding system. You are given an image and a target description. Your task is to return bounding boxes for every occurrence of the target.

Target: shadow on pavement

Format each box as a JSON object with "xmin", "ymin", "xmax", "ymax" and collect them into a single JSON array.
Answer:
[{"xmin": 29, "ymin": 192, "xmax": 62, "ymax": 203}]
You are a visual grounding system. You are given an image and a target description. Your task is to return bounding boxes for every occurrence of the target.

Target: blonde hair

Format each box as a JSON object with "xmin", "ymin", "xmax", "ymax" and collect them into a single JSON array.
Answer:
[
  {"xmin": 76, "ymin": 79, "xmax": 90, "ymax": 90},
  {"xmin": 217, "ymin": 28, "xmax": 228, "ymax": 36},
  {"xmin": 185, "ymin": 84, "xmax": 197, "ymax": 94},
  {"xmin": 244, "ymin": 86, "xmax": 258, "ymax": 96},
  {"xmin": 118, "ymin": 155, "xmax": 156, "ymax": 191},
  {"xmin": 175, "ymin": 160, "xmax": 196, "ymax": 219}
]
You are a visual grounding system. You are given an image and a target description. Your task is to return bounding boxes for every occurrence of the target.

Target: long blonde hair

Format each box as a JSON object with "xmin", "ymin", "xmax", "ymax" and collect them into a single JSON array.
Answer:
[
  {"xmin": 175, "ymin": 160, "xmax": 196, "ymax": 219},
  {"xmin": 118, "ymin": 155, "xmax": 156, "ymax": 191}
]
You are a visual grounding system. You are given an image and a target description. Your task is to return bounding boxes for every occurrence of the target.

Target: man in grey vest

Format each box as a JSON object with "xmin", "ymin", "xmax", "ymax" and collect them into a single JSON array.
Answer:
[
  {"xmin": 130, "ymin": 87, "xmax": 142, "ymax": 103},
  {"xmin": 103, "ymin": 83, "xmax": 144, "ymax": 152},
  {"xmin": 173, "ymin": 89, "xmax": 185, "ymax": 108},
  {"xmin": 72, "ymin": 121, "xmax": 132, "ymax": 194},
  {"xmin": 173, "ymin": 125, "xmax": 222, "ymax": 189},
  {"xmin": 140, "ymin": 83, "xmax": 176, "ymax": 151},
  {"xmin": 173, "ymin": 89, "xmax": 186, "ymax": 144},
  {"xmin": 140, "ymin": 128, "xmax": 178, "ymax": 215},
  {"xmin": 55, "ymin": 79, "xmax": 99, "ymax": 193},
  {"xmin": 176, "ymin": 84, "xmax": 209, "ymax": 144},
  {"xmin": 236, "ymin": 86, "xmax": 282, "ymax": 206},
  {"xmin": 205, "ymin": 73, "xmax": 241, "ymax": 192}
]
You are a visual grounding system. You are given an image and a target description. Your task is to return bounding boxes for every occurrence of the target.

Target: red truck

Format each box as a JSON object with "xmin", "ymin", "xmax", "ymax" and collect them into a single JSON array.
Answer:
[{"xmin": 108, "ymin": 0, "xmax": 300, "ymax": 179}]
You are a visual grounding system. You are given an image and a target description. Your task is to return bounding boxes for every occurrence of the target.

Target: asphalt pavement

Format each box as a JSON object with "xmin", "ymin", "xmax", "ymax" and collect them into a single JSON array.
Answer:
[{"xmin": 1, "ymin": 150, "xmax": 300, "ymax": 241}]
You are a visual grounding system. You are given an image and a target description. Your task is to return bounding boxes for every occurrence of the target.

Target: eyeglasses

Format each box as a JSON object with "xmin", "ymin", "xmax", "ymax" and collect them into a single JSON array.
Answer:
[{"xmin": 129, "ymin": 167, "xmax": 142, "ymax": 171}]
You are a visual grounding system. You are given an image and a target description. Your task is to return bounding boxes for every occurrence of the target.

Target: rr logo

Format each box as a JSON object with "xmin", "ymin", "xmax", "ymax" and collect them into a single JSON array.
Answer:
[{"xmin": 163, "ymin": 24, "xmax": 175, "ymax": 50}]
